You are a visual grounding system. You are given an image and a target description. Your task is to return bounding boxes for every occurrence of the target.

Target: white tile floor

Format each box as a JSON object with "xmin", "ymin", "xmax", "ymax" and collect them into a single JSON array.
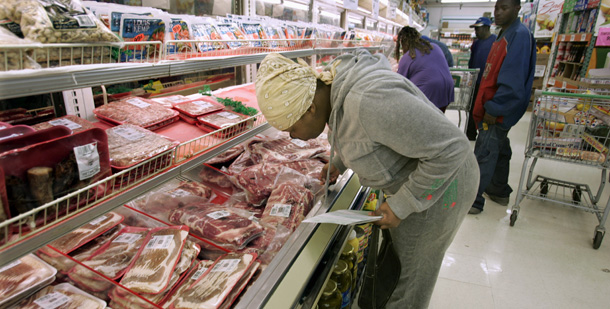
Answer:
[{"xmin": 430, "ymin": 111, "xmax": 610, "ymax": 308}]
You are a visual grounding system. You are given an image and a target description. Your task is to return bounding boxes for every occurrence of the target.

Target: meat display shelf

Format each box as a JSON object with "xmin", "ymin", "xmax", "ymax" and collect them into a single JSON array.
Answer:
[{"xmin": 0, "ymin": 45, "xmax": 387, "ymax": 100}]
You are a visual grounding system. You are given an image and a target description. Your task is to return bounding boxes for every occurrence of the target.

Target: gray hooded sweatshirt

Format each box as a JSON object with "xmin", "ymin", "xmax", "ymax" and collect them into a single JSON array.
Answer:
[{"xmin": 328, "ymin": 49, "xmax": 473, "ymax": 220}]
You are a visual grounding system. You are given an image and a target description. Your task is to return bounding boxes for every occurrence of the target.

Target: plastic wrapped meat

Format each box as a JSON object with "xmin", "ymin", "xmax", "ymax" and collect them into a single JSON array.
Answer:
[
  {"xmin": 168, "ymin": 203, "xmax": 263, "ymax": 250},
  {"xmin": 199, "ymin": 165, "xmax": 234, "ymax": 189},
  {"xmin": 260, "ymin": 183, "xmax": 315, "ymax": 231},
  {"xmin": 106, "ymin": 124, "xmax": 179, "ymax": 168},
  {"xmin": 94, "ymin": 97, "xmax": 178, "ymax": 129},
  {"xmin": 247, "ymin": 135, "xmax": 330, "ymax": 164},
  {"xmin": 218, "ymin": 261, "xmax": 260, "ymax": 309},
  {"xmin": 205, "ymin": 145, "xmax": 245, "ymax": 166},
  {"xmin": 0, "ymin": 254, "xmax": 56, "ymax": 307},
  {"xmin": 151, "ymin": 95, "xmax": 191, "ymax": 108},
  {"xmin": 198, "ymin": 111, "xmax": 248, "ymax": 129},
  {"xmin": 120, "ymin": 226, "xmax": 189, "ymax": 294},
  {"xmin": 32, "ymin": 115, "xmax": 97, "ymax": 134},
  {"xmin": 168, "ymin": 253, "xmax": 257, "ymax": 309},
  {"xmin": 47, "ymin": 212, "xmax": 124, "ymax": 254},
  {"xmin": 16, "ymin": 283, "xmax": 106, "ymax": 309},
  {"xmin": 174, "ymin": 98, "xmax": 224, "ymax": 118},
  {"xmin": 163, "ymin": 259, "xmax": 215, "ymax": 307}
]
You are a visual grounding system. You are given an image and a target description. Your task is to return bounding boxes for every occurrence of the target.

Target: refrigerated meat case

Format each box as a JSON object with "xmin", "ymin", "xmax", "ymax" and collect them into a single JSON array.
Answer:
[{"xmin": 0, "ymin": 44, "xmax": 385, "ymax": 308}]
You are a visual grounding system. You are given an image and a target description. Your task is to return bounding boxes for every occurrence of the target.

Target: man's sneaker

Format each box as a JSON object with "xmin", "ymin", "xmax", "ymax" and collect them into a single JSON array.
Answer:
[
  {"xmin": 468, "ymin": 207, "xmax": 482, "ymax": 215},
  {"xmin": 485, "ymin": 192, "xmax": 509, "ymax": 206}
]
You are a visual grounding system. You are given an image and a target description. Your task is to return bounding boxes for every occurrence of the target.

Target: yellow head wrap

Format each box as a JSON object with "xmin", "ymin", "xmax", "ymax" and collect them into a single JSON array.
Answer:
[{"xmin": 255, "ymin": 53, "xmax": 338, "ymax": 130}]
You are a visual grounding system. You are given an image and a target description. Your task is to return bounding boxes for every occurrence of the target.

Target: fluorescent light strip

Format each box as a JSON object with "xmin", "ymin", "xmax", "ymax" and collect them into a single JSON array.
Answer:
[
  {"xmin": 283, "ymin": 0, "xmax": 310, "ymax": 10},
  {"xmin": 320, "ymin": 11, "xmax": 340, "ymax": 18},
  {"xmin": 380, "ymin": 0, "xmax": 389, "ymax": 6},
  {"xmin": 358, "ymin": 7, "xmax": 372, "ymax": 14},
  {"xmin": 349, "ymin": 16, "xmax": 363, "ymax": 24}
]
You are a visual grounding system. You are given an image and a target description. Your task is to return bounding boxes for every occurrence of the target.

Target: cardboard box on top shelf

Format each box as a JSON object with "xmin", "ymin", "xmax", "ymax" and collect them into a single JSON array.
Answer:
[
  {"xmin": 574, "ymin": 0, "xmax": 589, "ymax": 11},
  {"xmin": 564, "ymin": 0, "xmax": 577, "ymax": 12}
]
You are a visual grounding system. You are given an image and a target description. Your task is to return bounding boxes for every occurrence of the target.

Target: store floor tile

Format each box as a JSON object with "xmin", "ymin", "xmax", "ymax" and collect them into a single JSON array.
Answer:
[{"xmin": 428, "ymin": 111, "xmax": 610, "ymax": 308}]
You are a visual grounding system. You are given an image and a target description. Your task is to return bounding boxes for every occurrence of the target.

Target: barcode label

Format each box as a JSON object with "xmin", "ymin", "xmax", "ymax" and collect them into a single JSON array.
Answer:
[
  {"xmin": 73, "ymin": 142, "xmax": 100, "ymax": 180},
  {"xmin": 291, "ymin": 139, "xmax": 307, "ymax": 147},
  {"xmin": 211, "ymin": 259, "xmax": 240, "ymax": 273},
  {"xmin": 127, "ymin": 98, "xmax": 151, "ymax": 108},
  {"xmin": 270, "ymin": 204, "xmax": 292, "ymax": 217},
  {"xmin": 218, "ymin": 111, "xmax": 240, "ymax": 119},
  {"xmin": 34, "ymin": 292, "xmax": 71, "ymax": 309},
  {"xmin": 191, "ymin": 267, "xmax": 208, "ymax": 280},
  {"xmin": 207, "ymin": 210, "xmax": 230, "ymax": 220},
  {"xmin": 0, "ymin": 260, "xmax": 21, "ymax": 273},
  {"xmin": 88, "ymin": 214, "xmax": 108, "ymax": 226},
  {"xmin": 113, "ymin": 126, "xmax": 146, "ymax": 141},
  {"xmin": 169, "ymin": 189, "xmax": 191, "ymax": 197},
  {"xmin": 113, "ymin": 233, "xmax": 142, "ymax": 244},
  {"xmin": 75, "ymin": 15, "xmax": 96, "ymax": 27},
  {"xmin": 49, "ymin": 118, "xmax": 82, "ymax": 130},
  {"xmin": 192, "ymin": 101, "xmax": 213, "ymax": 109},
  {"xmin": 0, "ymin": 133, "xmax": 22, "ymax": 141},
  {"xmin": 166, "ymin": 96, "xmax": 186, "ymax": 103},
  {"xmin": 145, "ymin": 235, "xmax": 174, "ymax": 249}
]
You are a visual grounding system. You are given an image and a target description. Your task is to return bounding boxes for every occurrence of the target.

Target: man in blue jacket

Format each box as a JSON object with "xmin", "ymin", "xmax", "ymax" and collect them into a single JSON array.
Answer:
[
  {"xmin": 466, "ymin": 17, "xmax": 496, "ymax": 140},
  {"xmin": 422, "ymin": 35, "xmax": 454, "ymax": 67},
  {"xmin": 469, "ymin": 0, "xmax": 536, "ymax": 215}
]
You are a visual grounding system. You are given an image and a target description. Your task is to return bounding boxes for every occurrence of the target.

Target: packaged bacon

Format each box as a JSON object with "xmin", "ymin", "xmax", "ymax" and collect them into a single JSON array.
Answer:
[
  {"xmin": 173, "ymin": 97, "xmax": 225, "ymax": 118},
  {"xmin": 168, "ymin": 253, "xmax": 257, "ymax": 309},
  {"xmin": 16, "ymin": 283, "xmax": 106, "ymax": 309},
  {"xmin": 162, "ymin": 259, "xmax": 215, "ymax": 307},
  {"xmin": 69, "ymin": 226, "xmax": 149, "ymax": 283},
  {"xmin": 32, "ymin": 115, "xmax": 97, "ymax": 134},
  {"xmin": 168, "ymin": 203, "xmax": 264, "ymax": 250},
  {"xmin": 47, "ymin": 212, "xmax": 124, "ymax": 255},
  {"xmin": 106, "ymin": 124, "xmax": 179, "ymax": 169},
  {"xmin": 120, "ymin": 226, "xmax": 189, "ymax": 294},
  {"xmin": 93, "ymin": 97, "xmax": 179, "ymax": 130},
  {"xmin": 218, "ymin": 261, "xmax": 260, "ymax": 309},
  {"xmin": 0, "ymin": 254, "xmax": 57, "ymax": 308}
]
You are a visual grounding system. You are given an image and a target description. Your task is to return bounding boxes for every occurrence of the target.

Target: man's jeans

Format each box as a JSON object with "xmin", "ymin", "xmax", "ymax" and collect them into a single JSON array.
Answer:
[{"xmin": 472, "ymin": 124, "xmax": 513, "ymax": 210}]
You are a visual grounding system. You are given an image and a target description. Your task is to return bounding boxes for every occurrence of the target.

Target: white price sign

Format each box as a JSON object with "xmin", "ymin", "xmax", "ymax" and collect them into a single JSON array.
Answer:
[
  {"xmin": 535, "ymin": 65, "xmax": 547, "ymax": 77},
  {"xmin": 343, "ymin": 0, "xmax": 358, "ymax": 10},
  {"xmin": 388, "ymin": 0, "xmax": 397, "ymax": 19},
  {"xmin": 372, "ymin": 0, "xmax": 379, "ymax": 18}
]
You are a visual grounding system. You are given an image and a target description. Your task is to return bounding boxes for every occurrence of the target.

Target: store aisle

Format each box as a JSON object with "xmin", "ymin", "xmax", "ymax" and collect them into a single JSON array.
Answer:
[{"xmin": 429, "ymin": 111, "xmax": 610, "ymax": 308}]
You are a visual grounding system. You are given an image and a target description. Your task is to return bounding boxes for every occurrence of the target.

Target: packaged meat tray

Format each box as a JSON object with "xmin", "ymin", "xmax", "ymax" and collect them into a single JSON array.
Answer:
[
  {"xmin": 0, "ymin": 126, "xmax": 71, "ymax": 156},
  {"xmin": 0, "ymin": 254, "xmax": 57, "ymax": 308},
  {"xmin": 0, "ymin": 128, "xmax": 112, "ymax": 223},
  {"xmin": 32, "ymin": 115, "xmax": 97, "ymax": 134},
  {"xmin": 173, "ymin": 97, "xmax": 225, "ymax": 118},
  {"xmin": 0, "ymin": 122, "xmax": 12, "ymax": 130},
  {"xmin": 0, "ymin": 125, "xmax": 35, "ymax": 142},
  {"xmin": 197, "ymin": 111, "xmax": 252, "ymax": 138},
  {"xmin": 16, "ymin": 283, "xmax": 107, "ymax": 309},
  {"xmin": 120, "ymin": 226, "xmax": 189, "ymax": 295},
  {"xmin": 167, "ymin": 253, "xmax": 257, "ymax": 309},
  {"xmin": 47, "ymin": 212, "xmax": 124, "ymax": 255},
  {"xmin": 93, "ymin": 97, "xmax": 179, "ymax": 130},
  {"xmin": 162, "ymin": 259, "xmax": 215, "ymax": 307},
  {"xmin": 106, "ymin": 124, "xmax": 179, "ymax": 169},
  {"xmin": 151, "ymin": 95, "xmax": 191, "ymax": 108}
]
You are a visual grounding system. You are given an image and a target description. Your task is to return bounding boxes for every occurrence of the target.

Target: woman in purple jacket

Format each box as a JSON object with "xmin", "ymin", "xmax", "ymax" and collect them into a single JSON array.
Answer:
[{"xmin": 396, "ymin": 27, "xmax": 455, "ymax": 112}]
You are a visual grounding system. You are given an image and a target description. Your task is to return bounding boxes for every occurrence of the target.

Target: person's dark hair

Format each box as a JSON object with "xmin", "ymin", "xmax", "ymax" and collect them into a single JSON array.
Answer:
[
  {"xmin": 395, "ymin": 26, "xmax": 433, "ymax": 61},
  {"xmin": 508, "ymin": 0, "xmax": 520, "ymax": 6}
]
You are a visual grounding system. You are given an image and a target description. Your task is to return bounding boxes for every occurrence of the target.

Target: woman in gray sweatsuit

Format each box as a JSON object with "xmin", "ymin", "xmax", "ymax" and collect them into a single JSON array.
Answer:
[{"xmin": 255, "ymin": 49, "xmax": 479, "ymax": 308}]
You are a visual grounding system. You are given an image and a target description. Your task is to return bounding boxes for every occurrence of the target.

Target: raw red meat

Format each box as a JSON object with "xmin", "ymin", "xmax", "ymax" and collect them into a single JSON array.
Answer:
[
  {"xmin": 168, "ymin": 203, "xmax": 263, "ymax": 249},
  {"xmin": 224, "ymin": 200, "xmax": 264, "ymax": 218},
  {"xmin": 205, "ymin": 145, "xmax": 245, "ymax": 165},
  {"xmin": 260, "ymin": 183, "xmax": 314, "ymax": 231},
  {"xmin": 247, "ymin": 135, "xmax": 330, "ymax": 164},
  {"xmin": 199, "ymin": 165, "xmax": 234, "ymax": 189}
]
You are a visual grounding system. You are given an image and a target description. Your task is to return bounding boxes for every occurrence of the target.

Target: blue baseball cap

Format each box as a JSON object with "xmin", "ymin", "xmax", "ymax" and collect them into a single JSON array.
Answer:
[{"xmin": 470, "ymin": 17, "xmax": 492, "ymax": 28}]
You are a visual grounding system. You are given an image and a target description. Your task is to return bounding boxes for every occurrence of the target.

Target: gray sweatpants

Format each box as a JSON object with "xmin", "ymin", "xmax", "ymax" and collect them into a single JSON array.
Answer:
[{"xmin": 385, "ymin": 154, "xmax": 479, "ymax": 309}]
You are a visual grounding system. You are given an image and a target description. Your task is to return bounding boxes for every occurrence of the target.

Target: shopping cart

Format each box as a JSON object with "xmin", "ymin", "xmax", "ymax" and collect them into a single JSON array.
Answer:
[
  {"xmin": 509, "ymin": 89, "xmax": 610, "ymax": 249},
  {"xmin": 447, "ymin": 68, "xmax": 479, "ymax": 133}
]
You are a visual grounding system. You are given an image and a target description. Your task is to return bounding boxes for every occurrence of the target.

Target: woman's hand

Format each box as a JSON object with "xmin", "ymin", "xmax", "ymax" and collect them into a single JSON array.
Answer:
[
  {"xmin": 320, "ymin": 163, "xmax": 340, "ymax": 185},
  {"xmin": 371, "ymin": 201, "xmax": 401, "ymax": 229}
]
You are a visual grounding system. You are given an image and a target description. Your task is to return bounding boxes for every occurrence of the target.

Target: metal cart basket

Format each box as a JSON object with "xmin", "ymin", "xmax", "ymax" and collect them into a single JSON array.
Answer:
[
  {"xmin": 510, "ymin": 90, "xmax": 610, "ymax": 249},
  {"xmin": 447, "ymin": 68, "xmax": 479, "ymax": 133}
]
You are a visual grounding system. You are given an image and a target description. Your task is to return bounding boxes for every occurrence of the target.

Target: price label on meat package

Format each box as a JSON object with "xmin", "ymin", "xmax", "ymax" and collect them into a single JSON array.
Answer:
[
  {"xmin": 73, "ymin": 142, "xmax": 100, "ymax": 180},
  {"xmin": 145, "ymin": 235, "xmax": 174, "ymax": 250},
  {"xmin": 49, "ymin": 119, "xmax": 82, "ymax": 130},
  {"xmin": 270, "ymin": 204, "xmax": 292, "ymax": 217},
  {"xmin": 291, "ymin": 139, "xmax": 308, "ymax": 147},
  {"xmin": 191, "ymin": 267, "xmax": 209, "ymax": 280},
  {"xmin": 34, "ymin": 292, "xmax": 71, "ymax": 309},
  {"xmin": 0, "ymin": 260, "xmax": 21, "ymax": 273},
  {"xmin": 88, "ymin": 214, "xmax": 108, "ymax": 226},
  {"xmin": 207, "ymin": 210, "xmax": 231, "ymax": 220},
  {"xmin": 113, "ymin": 126, "xmax": 146, "ymax": 141},
  {"xmin": 192, "ymin": 101, "xmax": 213, "ymax": 109},
  {"xmin": 211, "ymin": 259, "xmax": 240, "ymax": 273},
  {"xmin": 126, "ymin": 98, "xmax": 152, "ymax": 109},
  {"xmin": 113, "ymin": 233, "xmax": 143, "ymax": 244},
  {"xmin": 169, "ymin": 189, "xmax": 191, "ymax": 197},
  {"xmin": 218, "ymin": 111, "xmax": 240, "ymax": 119}
]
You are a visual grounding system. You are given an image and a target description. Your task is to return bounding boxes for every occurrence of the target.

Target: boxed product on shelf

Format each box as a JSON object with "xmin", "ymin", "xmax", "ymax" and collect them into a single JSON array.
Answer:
[
  {"xmin": 0, "ymin": 254, "xmax": 57, "ymax": 308},
  {"xmin": 32, "ymin": 115, "xmax": 97, "ymax": 134},
  {"xmin": 215, "ymin": 23, "xmax": 247, "ymax": 49},
  {"xmin": 106, "ymin": 123, "xmax": 179, "ymax": 170},
  {"xmin": 190, "ymin": 20, "xmax": 224, "ymax": 52},
  {"xmin": 0, "ymin": 128, "xmax": 112, "ymax": 223},
  {"xmin": 15, "ymin": 282, "xmax": 107, "ymax": 308},
  {"xmin": 168, "ymin": 16, "xmax": 194, "ymax": 54},
  {"xmin": 119, "ymin": 14, "xmax": 169, "ymax": 61},
  {"xmin": 241, "ymin": 22, "xmax": 266, "ymax": 47},
  {"xmin": 94, "ymin": 96, "xmax": 180, "ymax": 130}
]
